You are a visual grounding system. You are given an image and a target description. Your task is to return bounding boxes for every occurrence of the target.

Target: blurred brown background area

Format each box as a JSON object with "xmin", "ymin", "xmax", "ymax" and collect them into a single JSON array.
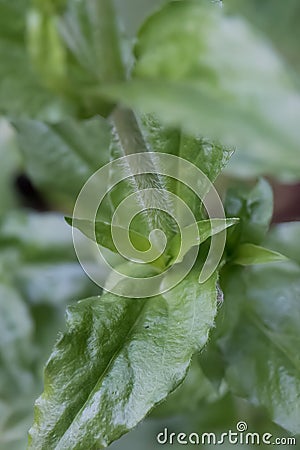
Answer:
[{"xmin": 271, "ymin": 180, "xmax": 300, "ymax": 222}]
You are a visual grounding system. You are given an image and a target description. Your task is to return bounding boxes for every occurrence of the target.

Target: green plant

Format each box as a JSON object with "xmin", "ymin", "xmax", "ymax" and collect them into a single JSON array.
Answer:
[{"xmin": 0, "ymin": 1, "xmax": 300, "ymax": 449}]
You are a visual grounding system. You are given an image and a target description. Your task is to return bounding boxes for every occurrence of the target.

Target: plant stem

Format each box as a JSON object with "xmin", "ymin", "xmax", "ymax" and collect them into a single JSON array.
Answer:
[
  {"xmin": 105, "ymin": 1, "xmax": 174, "ymax": 255},
  {"xmin": 111, "ymin": 106, "xmax": 176, "ymax": 260},
  {"xmin": 111, "ymin": 107, "xmax": 149, "ymax": 155}
]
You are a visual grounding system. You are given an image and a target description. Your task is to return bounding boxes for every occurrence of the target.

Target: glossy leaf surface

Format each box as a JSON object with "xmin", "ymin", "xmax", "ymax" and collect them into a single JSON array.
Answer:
[{"xmin": 28, "ymin": 272, "xmax": 218, "ymax": 449}]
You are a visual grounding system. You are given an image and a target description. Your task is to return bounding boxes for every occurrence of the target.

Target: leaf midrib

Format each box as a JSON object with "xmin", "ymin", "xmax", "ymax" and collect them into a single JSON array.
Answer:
[{"xmin": 55, "ymin": 298, "xmax": 150, "ymax": 448}]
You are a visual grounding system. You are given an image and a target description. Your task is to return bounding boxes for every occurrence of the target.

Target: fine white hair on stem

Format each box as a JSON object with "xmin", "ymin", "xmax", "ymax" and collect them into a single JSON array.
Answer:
[{"xmin": 110, "ymin": 107, "xmax": 177, "ymax": 237}]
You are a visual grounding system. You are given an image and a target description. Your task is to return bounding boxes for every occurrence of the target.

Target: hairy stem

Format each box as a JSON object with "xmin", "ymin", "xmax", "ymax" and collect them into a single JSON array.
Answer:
[{"xmin": 111, "ymin": 107, "xmax": 150, "ymax": 155}]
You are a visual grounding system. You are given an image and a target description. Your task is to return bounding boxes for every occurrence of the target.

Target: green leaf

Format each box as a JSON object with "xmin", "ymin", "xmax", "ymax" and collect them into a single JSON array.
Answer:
[
  {"xmin": 140, "ymin": 116, "xmax": 233, "ymax": 220},
  {"xmin": 264, "ymin": 222, "xmax": 300, "ymax": 265},
  {"xmin": 0, "ymin": 210, "xmax": 99, "ymax": 299},
  {"xmin": 109, "ymin": 108, "xmax": 179, "ymax": 240},
  {"xmin": 67, "ymin": 217, "xmax": 238, "ymax": 271},
  {"xmin": 168, "ymin": 218, "xmax": 239, "ymax": 264},
  {"xmin": 114, "ymin": 0, "xmax": 169, "ymax": 37},
  {"xmin": 151, "ymin": 357, "xmax": 217, "ymax": 418},
  {"xmin": 59, "ymin": 0, "xmax": 124, "ymax": 84},
  {"xmin": 219, "ymin": 263, "xmax": 300, "ymax": 434},
  {"xmin": 18, "ymin": 262, "xmax": 97, "ymax": 305},
  {"xmin": 177, "ymin": 135, "xmax": 233, "ymax": 186},
  {"xmin": 233, "ymin": 243, "xmax": 287, "ymax": 266},
  {"xmin": 109, "ymin": 109, "xmax": 233, "ymax": 237},
  {"xmin": 0, "ymin": 0, "xmax": 127, "ymax": 119},
  {"xmin": 0, "ymin": 120, "xmax": 22, "ymax": 215},
  {"xmin": 0, "ymin": 211, "xmax": 75, "ymax": 259},
  {"xmin": 100, "ymin": 1, "xmax": 300, "ymax": 179},
  {"xmin": 0, "ymin": 282, "xmax": 38, "ymax": 450},
  {"xmin": 0, "ymin": 210, "xmax": 99, "ymax": 350},
  {"xmin": 0, "ymin": 210, "xmax": 100, "ymax": 449},
  {"xmin": 225, "ymin": 178, "xmax": 273, "ymax": 248},
  {"xmin": 27, "ymin": 8, "xmax": 67, "ymax": 91},
  {"xmin": 0, "ymin": 211, "xmax": 99, "ymax": 363},
  {"xmin": 139, "ymin": 115, "xmax": 233, "ymax": 185},
  {"xmin": 222, "ymin": 1, "xmax": 300, "ymax": 181},
  {"xmin": 225, "ymin": 0, "xmax": 300, "ymax": 76},
  {"xmin": 0, "ymin": 283, "xmax": 35, "ymax": 399},
  {"xmin": 0, "ymin": 0, "xmax": 71, "ymax": 119},
  {"xmin": 66, "ymin": 217, "xmax": 151, "ymax": 254},
  {"xmin": 28, "ymin": 0, "xmax": 125, "ymax": 117},
  {"xmin": 197, "ymin": 341, "xmax": 226, "ymax": 393},
  {"xmin": 28, "ymin": 271, "xmax": 218, "ymax": 449},
  {"xmin": 13, "ymin": 117, "xmax": 111, "ymax": 212}
]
